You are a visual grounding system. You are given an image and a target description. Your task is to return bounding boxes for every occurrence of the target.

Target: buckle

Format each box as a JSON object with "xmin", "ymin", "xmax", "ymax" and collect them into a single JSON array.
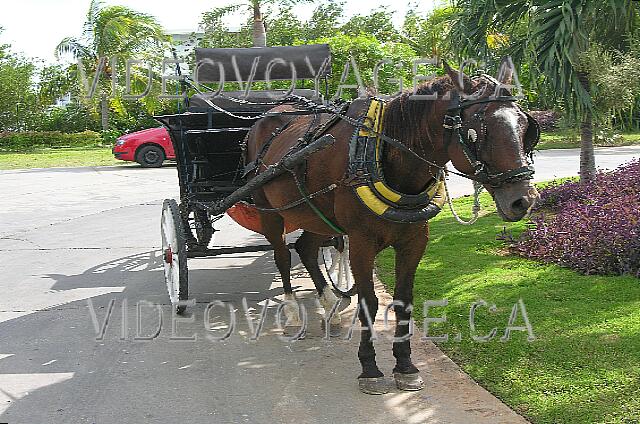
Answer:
[{"xmin": 443, "ymin": 115, "xmax": 462, "ymax": 130}]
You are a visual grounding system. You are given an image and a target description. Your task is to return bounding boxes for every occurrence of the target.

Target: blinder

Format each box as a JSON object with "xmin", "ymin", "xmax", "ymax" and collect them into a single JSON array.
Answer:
[{"xmin": 523, "ymin": 110, "xmax": 540, "ymax": 155}]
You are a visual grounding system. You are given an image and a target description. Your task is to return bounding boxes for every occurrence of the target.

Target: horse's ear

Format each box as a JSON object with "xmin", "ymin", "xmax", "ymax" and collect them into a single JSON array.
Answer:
[
  {"xmin": 497, "ymin": 57, "xmax": 514, "ymax": 85},
  {"xmin": 442, "ymin": 60, "xmax": 471, "ymax": 93}
]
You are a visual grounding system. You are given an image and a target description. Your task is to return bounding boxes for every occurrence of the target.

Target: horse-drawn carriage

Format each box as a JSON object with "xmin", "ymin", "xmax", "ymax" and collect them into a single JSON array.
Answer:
[
  {"xmin": 155, "ymin": 44, "xmax": 540, "ymax": 394},
  {"xmin": 156, "ymin": 44, "xmax": 352, "ymax": 314}
]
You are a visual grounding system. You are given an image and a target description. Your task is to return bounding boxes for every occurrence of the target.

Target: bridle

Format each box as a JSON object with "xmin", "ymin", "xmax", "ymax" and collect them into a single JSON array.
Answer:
[{"xmin": 442, "ymin": 76, "xmax": 539, "ymax": 188}]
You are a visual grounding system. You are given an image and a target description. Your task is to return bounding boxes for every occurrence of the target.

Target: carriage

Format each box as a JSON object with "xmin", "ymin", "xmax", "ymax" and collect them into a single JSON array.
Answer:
[
  {"xmin": 155, "ymin": 44, "xmax": 354, "ymax": 313},
  {"xmin": 154, "ymin": 44, "xmax": 542, "ymax": 393}
]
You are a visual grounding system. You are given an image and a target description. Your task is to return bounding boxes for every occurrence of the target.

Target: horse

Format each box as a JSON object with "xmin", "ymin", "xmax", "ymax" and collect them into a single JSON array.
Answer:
[{"xmin": 243, "ymin": 60, "xmax": 540, "ymax": 394}]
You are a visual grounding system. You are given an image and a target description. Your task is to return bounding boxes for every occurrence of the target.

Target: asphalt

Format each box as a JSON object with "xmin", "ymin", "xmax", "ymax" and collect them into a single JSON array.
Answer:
[{"xmin": 1, "ymin": 146, "xmax": 639, "ymax": 424}]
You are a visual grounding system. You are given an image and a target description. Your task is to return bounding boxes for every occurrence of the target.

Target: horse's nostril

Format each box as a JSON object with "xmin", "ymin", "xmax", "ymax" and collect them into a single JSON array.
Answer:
[{"xmin": 511, "ymin": 198, "xmax": 530, "ymax": 213}]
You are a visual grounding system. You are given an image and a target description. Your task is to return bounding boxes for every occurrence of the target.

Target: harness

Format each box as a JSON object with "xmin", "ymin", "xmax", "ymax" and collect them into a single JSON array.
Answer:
[
  {"xmin": 190, "ymin": 74, "xmax": 541, "ymax": 228},
  {"xmin": 345, "ymin": 76, "xmax": 541, "ymax": 224},
  {"xmin": 347, "ymin": 98, "xmax": 447, "ymax": 224}
]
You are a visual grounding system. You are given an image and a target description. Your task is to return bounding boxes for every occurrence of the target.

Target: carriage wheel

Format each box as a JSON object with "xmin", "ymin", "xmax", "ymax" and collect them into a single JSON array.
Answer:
[
  {"xmin": 319, "ymin": 236, "xmax": 355, "ymax": 297},
  {"xmin": 161, "ymin": 199, "xmax": 189, "ymax": 314}
]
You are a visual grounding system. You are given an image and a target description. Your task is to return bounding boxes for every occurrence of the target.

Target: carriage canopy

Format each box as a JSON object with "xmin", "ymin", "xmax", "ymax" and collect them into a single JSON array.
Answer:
[{"xmin": 194, "ymin": 44, "xmax": 332, "ymax": 83}]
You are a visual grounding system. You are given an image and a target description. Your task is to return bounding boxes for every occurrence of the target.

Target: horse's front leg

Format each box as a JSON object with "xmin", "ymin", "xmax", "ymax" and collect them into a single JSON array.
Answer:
[
  {"xmin": 391, "ymin": 223, "xmax": 429, "ymax": 391},
  {"xmin": 348, "ymin": 235, "xmax": 387, "ymax": 394}
]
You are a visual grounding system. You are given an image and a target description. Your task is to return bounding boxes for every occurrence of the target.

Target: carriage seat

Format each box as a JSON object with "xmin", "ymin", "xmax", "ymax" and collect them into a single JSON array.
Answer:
[{"xmin": 188, "ymin": 89, "xmax": 321, "ymax": 113}]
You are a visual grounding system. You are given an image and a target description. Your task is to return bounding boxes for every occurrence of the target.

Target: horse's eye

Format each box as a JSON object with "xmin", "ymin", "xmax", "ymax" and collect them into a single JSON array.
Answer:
[{"xmin": 467, "ymin": 129, "xmax": 478, "ymax": 143}]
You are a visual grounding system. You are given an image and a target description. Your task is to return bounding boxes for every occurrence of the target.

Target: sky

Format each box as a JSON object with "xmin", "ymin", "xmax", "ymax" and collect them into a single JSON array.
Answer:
[{"xmin": 0, "ymin": 0, "xmax": 436, "ymax": 65}]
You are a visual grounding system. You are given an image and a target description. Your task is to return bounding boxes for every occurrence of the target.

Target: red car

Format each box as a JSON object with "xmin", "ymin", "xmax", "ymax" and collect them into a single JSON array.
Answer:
[{"xmin": 112, "ymin": 127, "xmax": 175, "ymax": 167}]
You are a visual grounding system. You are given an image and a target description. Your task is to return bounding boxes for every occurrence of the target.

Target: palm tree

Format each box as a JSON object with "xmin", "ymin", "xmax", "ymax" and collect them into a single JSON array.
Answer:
[
  {"xmin": 450, "ymin": 0, "xmax": 639, "ymax": 182},
  {"xmin": 203, "ymin": 0, "xmax": 311, "ymax": 48},
  {"xmin": 402, "ymin": 6, "xmax": 456, "ymax": 58},
  {"xmin": 55, "ymin": 0, "xmax": 166, "ymax": 130}
]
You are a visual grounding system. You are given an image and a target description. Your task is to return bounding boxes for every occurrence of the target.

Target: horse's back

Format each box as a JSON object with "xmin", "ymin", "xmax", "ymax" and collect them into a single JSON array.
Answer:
[{"xmin": 244, "ymin": 100, "xmax": 367, "ymax": 234}]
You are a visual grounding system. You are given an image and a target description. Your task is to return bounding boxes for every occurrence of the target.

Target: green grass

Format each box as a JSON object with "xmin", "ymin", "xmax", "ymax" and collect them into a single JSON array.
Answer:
[
  {"xmin": 538, "ymin": 129, "xmax": 640, "ymax": 150},
  {"xmin": 0, "ymin": 147, "xmax": 122, "ymax": 169},
  {"xmin": 377, "ymin": 194, "xmax": 640, "ymax": 424}
]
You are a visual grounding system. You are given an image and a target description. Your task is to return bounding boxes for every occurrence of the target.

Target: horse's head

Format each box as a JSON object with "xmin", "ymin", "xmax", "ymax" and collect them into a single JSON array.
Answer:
[{"xmin": 441, "ymin": 61, "xmax": 540, "ymax": 222}]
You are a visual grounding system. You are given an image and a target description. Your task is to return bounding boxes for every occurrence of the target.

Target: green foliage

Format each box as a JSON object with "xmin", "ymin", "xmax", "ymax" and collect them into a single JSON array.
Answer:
[
  {"xmin": 341, "ymin": 9, "xmax": 400, "ymax": 43},
  {"xmin": 200, "ymin": 0, "xmax": 313, "ymax": 48},
  {"xmin": 0, "ymin": 131, "xmax": 103, "ymax": 152},
  {"xmin": 57, "ymin": 0, "xmax": 168, "ymax": 60},
  {"xmin": 100, "ymin": 129, "xmax": 122, "ymax": 145},
  {"xmin": 402, "ymin": 5, "xmax": 455, "ymax": 58},
  {"xmin": 38, "ymin": 65, "xmax": 77, "ymax": 106},
  {"xmin": 200, "ymin": 5, "xmax": 253, "ymax": 48},
  {"xmin": 0, "ymin": 27, "xmax": 9, "ymax": 60},
  {"xmin": 296, "ymin": 34, "xmax": 418, "ymax": 99},
  {"xmin": 55, "ymin": 0, "xmax": 168, "ymax": 131},
  {"xmin": 301, "ymin": 1, "xmax": 344, "ymax": 40},
  {"xmin": 0, "ymin": 54, "xmax": 40, "ymax": 131},
  {"xmin": 449, "ymin": 0, "xmax": 640, "ymax": 120},
  {"xmin": 40, "ymin": 103, "xmax": 101, "ymax": 133},
  {"xmin": 265, "ymin": 8, "xmax": 304, "ymax": 46},
  {"xmin": 578, "ymin": 44, "xmax": 640, "ymax": 127}
]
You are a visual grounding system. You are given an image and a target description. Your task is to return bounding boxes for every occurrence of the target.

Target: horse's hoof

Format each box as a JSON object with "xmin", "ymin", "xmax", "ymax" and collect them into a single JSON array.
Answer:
[
  {"xmin": 283, "ymin": 326, "xmax": 305, "ymax": 340},
  {"xmin": 321, "ymin": 321, "xmax": 342, "ymax": 337},
  {"xmin": 393, "ymin": 372, "xmax": 425, "ymax": 391},
  {"xmin": 358, "ymin": 377, "xmax": 390, "ymax": 395}
]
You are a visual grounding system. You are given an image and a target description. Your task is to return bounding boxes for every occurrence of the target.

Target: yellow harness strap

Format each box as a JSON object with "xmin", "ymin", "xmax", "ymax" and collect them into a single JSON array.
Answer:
[{"xmin": 353, "ymin": 99, "xmax": 446, "ymax": 220}]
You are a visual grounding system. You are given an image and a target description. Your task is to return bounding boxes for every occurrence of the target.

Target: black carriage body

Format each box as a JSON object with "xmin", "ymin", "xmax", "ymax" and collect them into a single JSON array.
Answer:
[
  {"xmin": 155, "ymin": 109, "xmax": 257, "ymax": 206},
  {"xmin": 155, "ymin": 44, "xmax": 331, "ymax": 223}
]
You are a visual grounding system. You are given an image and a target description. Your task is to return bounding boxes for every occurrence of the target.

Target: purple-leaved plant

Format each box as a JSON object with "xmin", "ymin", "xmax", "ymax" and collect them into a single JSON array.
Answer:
[{"xmin": 515, "ymin": 159, "xmax": 640, "ymax": 277}]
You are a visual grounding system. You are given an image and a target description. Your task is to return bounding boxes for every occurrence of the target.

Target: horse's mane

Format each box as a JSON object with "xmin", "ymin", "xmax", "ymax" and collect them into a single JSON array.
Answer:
[
  {"xmin": 381, "ymin": 76, "xmax": 454, "ymax": 152},
  {"xmin": 382, "ymin": 75, "xmax": 491, "ymax": 152}
]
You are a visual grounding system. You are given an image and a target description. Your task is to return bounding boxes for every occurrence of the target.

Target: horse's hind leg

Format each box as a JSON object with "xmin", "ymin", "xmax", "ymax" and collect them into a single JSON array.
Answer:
[
  {"xmin": 294, "ymin": 231, "xmax": 346, "ymax": 335},
  {"xmin": 259, "ymin": 212, "xmax": 301, "ymax": 329},
  {"xmin": 391, "ymin": 224, "xmax": 429, "ymax": 391}
]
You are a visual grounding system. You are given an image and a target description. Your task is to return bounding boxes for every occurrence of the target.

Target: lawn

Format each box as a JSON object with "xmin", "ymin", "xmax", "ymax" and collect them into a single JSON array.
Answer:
[
  {"xmin": 376, "ymin": 193, "xmax": 640, "ymax": 424},
  {"xmin": 538, "ymin": 129, "xmax": 640, "ymax": 150},
  {"xmin": 0, "ymin": 147, "xmax": 122, "ymax": 169}
]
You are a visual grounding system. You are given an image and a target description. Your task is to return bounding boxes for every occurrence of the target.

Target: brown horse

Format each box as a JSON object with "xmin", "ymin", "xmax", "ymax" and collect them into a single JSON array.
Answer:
[{"xmin": 244, "ymin": 62, "xmax": 539, "ymax": 394}]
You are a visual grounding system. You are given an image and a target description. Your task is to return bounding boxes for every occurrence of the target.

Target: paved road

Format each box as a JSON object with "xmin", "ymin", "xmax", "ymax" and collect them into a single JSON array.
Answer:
[{"xmin": 1, "ymin": 146, "xmax": 638, "ymax": 424}]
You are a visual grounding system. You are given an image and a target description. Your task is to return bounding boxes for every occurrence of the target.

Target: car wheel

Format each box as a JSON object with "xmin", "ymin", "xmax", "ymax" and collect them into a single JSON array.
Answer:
[{"xmin": 136, "ymin": 145, "xmax": 165, "ymax": 168}]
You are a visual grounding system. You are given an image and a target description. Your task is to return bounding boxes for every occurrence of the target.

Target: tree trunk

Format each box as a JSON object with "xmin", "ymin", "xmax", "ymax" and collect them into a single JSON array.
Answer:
[
  {"xmin": 577, "ymin": 71, "xmax": 595, "ymax": 182},
  {"xmin": 252, "ymin": 2, "xmax": 266, "ymax": 47},
  {"xmin": 100, "ymin": 93, "xmax": 109, "ymax": 131}
]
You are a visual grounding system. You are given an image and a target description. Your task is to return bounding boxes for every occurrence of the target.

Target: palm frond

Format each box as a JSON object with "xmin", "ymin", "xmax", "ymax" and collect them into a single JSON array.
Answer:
[{"xmin": 54, "ymin": 37, "xmax": 93, "ymax": 60}]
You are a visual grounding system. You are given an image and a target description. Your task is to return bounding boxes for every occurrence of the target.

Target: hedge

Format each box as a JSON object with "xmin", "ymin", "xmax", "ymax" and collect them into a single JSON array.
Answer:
[{"xmin": 0, "ymin": 131, "xmax": 105, "ymax": 152}]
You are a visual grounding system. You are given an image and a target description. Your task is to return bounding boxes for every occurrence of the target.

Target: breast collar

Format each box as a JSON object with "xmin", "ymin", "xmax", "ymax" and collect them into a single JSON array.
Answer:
[{"xmin": 347, "ymin": 98, "xmax": 446, "ymax": 224}]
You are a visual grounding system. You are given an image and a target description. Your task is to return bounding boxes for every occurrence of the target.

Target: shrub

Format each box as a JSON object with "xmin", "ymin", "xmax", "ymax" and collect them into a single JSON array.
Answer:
[
  {"xmin": 40, "ymin": 103, "xmax": 101, "ymax": 133},
  {"xmin": 0, "ymin": 131, "xmax": 104, "ymax": 151},
  {"xmin": 100, "ymin": 129, "xmax": 122, "ymax": 145},
  {"xmin": 515, "ymin": 160, "xmax": 640, "ymax": 277}
]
